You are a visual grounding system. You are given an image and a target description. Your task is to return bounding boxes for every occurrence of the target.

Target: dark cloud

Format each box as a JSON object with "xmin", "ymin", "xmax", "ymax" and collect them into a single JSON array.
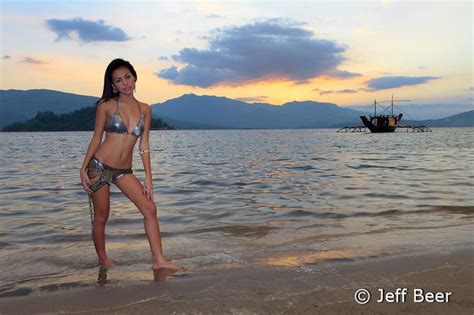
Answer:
[
  {"xmin": 325, "ymin": 69, "xmax": 361, "ymax": 78},
  {"xmin": 294, "ymin": 80, "xmax": 311, "ymax": 85},
  {"xmin": 235, "ymin": 96, "xmax": 268, "ymax": 102},
  {"xmin": 366, "ymin": 76, "xmax": 439, "ymax": 90},
  {"xmin": 3, "ymin": 55, "xmax": 11, "ymax": 59},
  {"xmin": 320, "ymin": 89, "xmax": 358, "ymax": 95},
  {"xmin": 157, "ymin": 65, "xmax": 178, "ymax": 79},
  {"xmin": 158, "ymin": 56, "xmax": 169, "ymax": 61},
  {"xmin": 20, "ymin": 57, "xmax": 45, "ymax": 64},
  {"xmin": 45, "ymin": 17, "xmax": 130, "ymax": 42},
  {"xmin": 157, "ymin": 19, "xmax": 350, "ymax": 87}
]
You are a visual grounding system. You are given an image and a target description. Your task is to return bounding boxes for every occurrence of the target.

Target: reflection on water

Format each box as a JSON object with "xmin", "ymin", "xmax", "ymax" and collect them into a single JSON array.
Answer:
[
  {"xmin": 153, "ymin": 268, "xmax": 180, "ymax": 283},
  {"xmin": 97, "ymin": 266, "xmax": 108, "ymax": 287},
  {"xmin": 0, "ymin": 128, "xmax": 473, "ymax": 296},
  {"xmin": 96, "ymin": 266, "xmax": 179, "ymax": 286}
]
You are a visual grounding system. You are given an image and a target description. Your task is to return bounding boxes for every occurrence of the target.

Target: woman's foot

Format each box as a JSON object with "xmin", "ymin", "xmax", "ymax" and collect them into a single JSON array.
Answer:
[
  {"xmin": 99, "ymin": 258, "xmax": 115, "ymax": 267},
  {"xmin": 152, "ymin": 258, "xmax": 181, "ymax": 271}
]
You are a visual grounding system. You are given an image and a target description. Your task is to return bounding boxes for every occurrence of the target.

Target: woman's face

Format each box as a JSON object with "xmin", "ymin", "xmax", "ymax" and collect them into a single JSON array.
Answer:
[{"xmin": 111, "ymin": 67, "xmax": 136, "ymax": 95}]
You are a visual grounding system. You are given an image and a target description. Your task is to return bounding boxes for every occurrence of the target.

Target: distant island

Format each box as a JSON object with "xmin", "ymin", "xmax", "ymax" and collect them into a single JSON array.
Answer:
[
  {"xmin": 1, "ymin": 89, "xmax": 473, "ymax": 130},
  {"xmin": 404, "ymin": 110, "xmax": 474, "ymax": 128},
  {"xmin": 1, "ymin": 106, "xmax": 174, "ymax": 132}
]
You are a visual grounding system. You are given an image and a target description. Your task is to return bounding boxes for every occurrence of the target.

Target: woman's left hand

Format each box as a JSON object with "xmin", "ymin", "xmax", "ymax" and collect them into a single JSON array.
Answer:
[{"xmin": 143, "ymin": 177, "xmax": 154, "ymax": 201}]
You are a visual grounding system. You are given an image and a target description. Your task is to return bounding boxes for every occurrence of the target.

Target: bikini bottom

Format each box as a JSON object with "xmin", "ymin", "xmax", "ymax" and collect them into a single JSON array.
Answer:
[{"xmin": 87, "ymin": 155, "xmax": 133, "ymax": 226}]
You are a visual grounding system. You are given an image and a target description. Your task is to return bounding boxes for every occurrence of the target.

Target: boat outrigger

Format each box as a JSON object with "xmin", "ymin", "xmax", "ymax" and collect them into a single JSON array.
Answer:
[{"xmin": 338, "ymin": 96, "xmax": 432, "ymax": 133}]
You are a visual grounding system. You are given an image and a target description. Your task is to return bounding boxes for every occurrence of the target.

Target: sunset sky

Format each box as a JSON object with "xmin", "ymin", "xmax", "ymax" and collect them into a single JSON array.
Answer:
[{"xmin": 1, "ymin": 0, "xmax": 472, "ymax": 106}]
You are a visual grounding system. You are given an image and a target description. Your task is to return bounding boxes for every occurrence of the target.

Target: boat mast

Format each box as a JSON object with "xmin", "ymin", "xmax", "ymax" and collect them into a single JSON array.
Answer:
[
  {"xmin": 374, "ymin": 99, "xmax": 377, "ymax": 116},
  {"xmin": 378, "ymin": 96, "xmax": 411, "ymax": 116},
  {"xmin": 391, "ymin": 95, "xmax": 394, "ymax": 115}
]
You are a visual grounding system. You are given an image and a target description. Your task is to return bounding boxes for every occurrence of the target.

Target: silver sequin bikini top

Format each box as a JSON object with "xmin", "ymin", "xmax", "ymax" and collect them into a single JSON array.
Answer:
[{"xmin": 104, "ymin": 98, "xmax": 145, "ymax": 137}]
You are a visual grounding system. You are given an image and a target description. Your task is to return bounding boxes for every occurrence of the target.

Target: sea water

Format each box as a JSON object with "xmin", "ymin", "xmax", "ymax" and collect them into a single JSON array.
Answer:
[{"xmin": 0, "ymin": 128, "xmax": 472, "ymax": 296}]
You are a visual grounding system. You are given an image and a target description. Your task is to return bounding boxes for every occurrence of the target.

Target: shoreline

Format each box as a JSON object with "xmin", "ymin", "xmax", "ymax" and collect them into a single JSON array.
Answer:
[{"xmin": 0, "ymin": 245, "xmax": 472, "ymax": 314}]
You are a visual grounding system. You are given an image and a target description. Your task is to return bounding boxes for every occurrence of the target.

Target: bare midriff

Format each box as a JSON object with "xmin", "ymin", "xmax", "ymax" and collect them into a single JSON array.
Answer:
[{"xmin": 94, "ymin": 132, "xmax": 138, "ymax": 169}]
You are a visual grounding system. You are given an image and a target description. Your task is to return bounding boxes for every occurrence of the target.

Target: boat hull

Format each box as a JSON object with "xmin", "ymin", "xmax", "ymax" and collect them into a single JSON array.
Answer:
[{"xmin": 360, "ymin": 116, "xmax": 397, "ymax": 133}]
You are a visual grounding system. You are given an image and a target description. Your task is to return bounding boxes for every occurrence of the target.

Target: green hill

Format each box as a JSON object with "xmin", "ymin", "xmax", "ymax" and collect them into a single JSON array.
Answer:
[
  {"xmin": 1, "ymin": 106, "xmax": 174, "ymax": 132},
  {"xmin": 0, "ymin": 89, "xmax": 98, "ymax": 128},
  {"xmin": 419, "ymin": 110, "xmax": 474, "ymax": 127}
]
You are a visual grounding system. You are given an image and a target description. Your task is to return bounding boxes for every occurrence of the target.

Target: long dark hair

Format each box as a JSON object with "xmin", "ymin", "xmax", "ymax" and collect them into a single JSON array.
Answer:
[{"xmin": 95, "ymin": 58, "xmax": 138, "ymax": 106}]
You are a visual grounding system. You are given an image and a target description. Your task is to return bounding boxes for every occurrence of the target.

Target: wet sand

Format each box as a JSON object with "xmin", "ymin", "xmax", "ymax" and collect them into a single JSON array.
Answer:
[{"xmin": 1, "ymin": 246, "xmax": 472, "ymax": 314}]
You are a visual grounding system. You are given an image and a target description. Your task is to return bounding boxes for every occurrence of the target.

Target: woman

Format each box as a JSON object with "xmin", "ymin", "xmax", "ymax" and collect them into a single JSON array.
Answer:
[{"xmin": 80, "ymin": 58, "xmax": 180, "ymax": 270}]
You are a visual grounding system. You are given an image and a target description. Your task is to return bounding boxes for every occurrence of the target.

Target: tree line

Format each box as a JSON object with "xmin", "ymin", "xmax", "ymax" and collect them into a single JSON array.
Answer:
[{"xmin": 2, "ymin": 106, "xmax": 174, "ymax": 131}]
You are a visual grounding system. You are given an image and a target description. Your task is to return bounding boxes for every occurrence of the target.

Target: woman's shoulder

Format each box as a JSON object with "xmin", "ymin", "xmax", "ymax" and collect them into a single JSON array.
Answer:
[
  {"xmin": 97, "ymin": 98, "xmax": 115, "ymax": 112},
  {"xmin": 138, "ymin": 101, "xmax": 151, "ymax": 113}
]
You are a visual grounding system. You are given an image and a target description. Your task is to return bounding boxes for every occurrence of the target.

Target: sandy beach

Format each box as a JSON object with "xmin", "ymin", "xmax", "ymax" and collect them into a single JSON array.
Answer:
[{"xmin": 1, "ymin": 245, "xmax": 472, "ymax": 314}]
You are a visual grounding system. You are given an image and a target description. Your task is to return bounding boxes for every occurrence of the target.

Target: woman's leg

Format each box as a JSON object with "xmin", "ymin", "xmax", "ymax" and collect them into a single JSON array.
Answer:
[
  {"xmin": 114, "ymin": 174, "xmax": 180, "ymax": 270},
  {"xmin": 90, "ymin": 185, "xmax": 112, "ymax": 266}
]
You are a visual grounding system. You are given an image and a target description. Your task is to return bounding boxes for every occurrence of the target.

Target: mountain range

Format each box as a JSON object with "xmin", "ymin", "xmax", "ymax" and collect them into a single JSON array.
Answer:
[
  {"xmin": 151, "ymin": 94, "xmax": 363, "ymax": 129},
  {"xmin": 1, "ymin": 89, "xmax": 473, "ymax": 129}
]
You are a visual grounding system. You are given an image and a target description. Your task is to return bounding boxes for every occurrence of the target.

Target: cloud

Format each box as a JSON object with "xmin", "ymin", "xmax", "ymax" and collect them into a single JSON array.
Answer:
[
  {"xmin": 235, "ymin": 96, "xmax": 268, "ymax": 102},
  {"xmin": 157, "ymin": 65, "xmax": 178, "ymax": 79},
  {"xmin": 294, "ymin": 80, "xmax": 311, "ymax": 85},
  {"xmin": 208, "ymin": 14, "xmax": 224, "ymax": 19},
  {"xmin": 468, "ymin": 86, "xmax": 474, "ymax": 91},
  {"xmin": 156, "ymin": 19, "xmax": 350, "ymax": 87},
  {"xmin": 45, "ymin": 17, "xmax": 130, "ymax": 42},
  {"xmin": 320, "ymin": 89, "xmax": 358, "ymax": 95},
  {"xmin": 158, "ymin": 56, "xmax": 169, "ymax": 61},
  {"xmin": 3, "ymin": 55, "xmax": 11, "ymax": 59},
  {"xmin": 365, "ymin": 76, "xmax": 439, "ymax": 90},
  {"xmin": 325, "ymin": 69, "xmax": 361, "ymax": 78},
  {"xmin": 20, "ymin": 57, "xmax": 45, "ymax": 64}
]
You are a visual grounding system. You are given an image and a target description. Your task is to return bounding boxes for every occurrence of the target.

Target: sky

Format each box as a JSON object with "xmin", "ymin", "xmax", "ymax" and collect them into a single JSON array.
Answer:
[{"xmin": 1, "ymin": 0, "xmax": 472, "ymax": 106}]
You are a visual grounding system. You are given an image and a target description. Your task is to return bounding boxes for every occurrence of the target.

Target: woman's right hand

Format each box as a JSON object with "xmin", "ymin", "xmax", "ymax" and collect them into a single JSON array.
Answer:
[{"xmin": 80, "ymin": 169, "xmax": 93, "ymax": 195}]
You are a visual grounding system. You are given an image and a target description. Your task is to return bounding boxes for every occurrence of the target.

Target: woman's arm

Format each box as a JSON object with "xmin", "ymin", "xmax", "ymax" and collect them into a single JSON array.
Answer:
[
  {"xmin": 139, "ymin": 103, "xmax": 153, "ymax": 200},
  {"xmin": 80, "ymin": 101, "xmax": 108, "ymax": 172}
]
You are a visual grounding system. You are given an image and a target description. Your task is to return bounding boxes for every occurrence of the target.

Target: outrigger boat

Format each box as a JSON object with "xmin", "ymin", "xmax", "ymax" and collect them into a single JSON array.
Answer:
[{"xmin": 338, "ymin": 96, "xmax": 432, "ymax": 133}]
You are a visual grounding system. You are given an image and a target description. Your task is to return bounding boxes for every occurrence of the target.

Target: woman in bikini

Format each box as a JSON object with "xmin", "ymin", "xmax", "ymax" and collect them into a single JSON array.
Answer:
[{"xmin": 79, "ymin": 58, "xmax": 180, "ymax": 270}]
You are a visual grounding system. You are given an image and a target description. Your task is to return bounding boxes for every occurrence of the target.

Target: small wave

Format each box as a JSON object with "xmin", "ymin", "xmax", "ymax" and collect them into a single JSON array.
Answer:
[
  {"xmin": 0, "ymin": 210, "xmax": 36, "ymax": 217},
  {"xmin": 280, "ymin": 207, "xmax": 469, "ymax": 220},
  {"xmin": 38, "ymin": 281, "xmax": 90, "ymax": 293},
  {"xmin": 184, "ymin": 224, "xmax": 277, "ymax": 237},
  {"xmin": 0, "ymin": 287, "xmax": 33, "ymax": 298},
  {"xmin": 310, "ymin": 157, "xmax": 335, "ymax": 161},
  {"xmin": 160, "ymin": 188, "xmax": 201, "ymax": 194},
  {"xmin": 415, "ymin": 205, "xmax": 474, "ymax": 216},
  {"xmin": 232, "ymin": 182, "xmax": 250, "ymax": 186},
  {"xmin": 282, "ymin": 209, "xmax": 348, "ymax": 219},
  {"xmin": 285, "ymin": 165, "xmax": 315, "ymax": 171},
  {"xmin": 362, "ymin": 192, "xmax": 411, "ymax": 199},
  {"xmin": 205, "ymin": 162, "xmax": 230, "ymax": 166},
  {"xmin": 361, "ymin": 222, "xmax": 471, "ymax": 236},
  {"xmin": 347, "ymin": 164, "xmax": 408, "ymax": 171},
  {"xmin": 352, "ymin": 209, "xmax": 405, "ymax": 217},
  {"xmin": 189, "ymin": 180, "xmax": 224, "ymax": 186}
]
